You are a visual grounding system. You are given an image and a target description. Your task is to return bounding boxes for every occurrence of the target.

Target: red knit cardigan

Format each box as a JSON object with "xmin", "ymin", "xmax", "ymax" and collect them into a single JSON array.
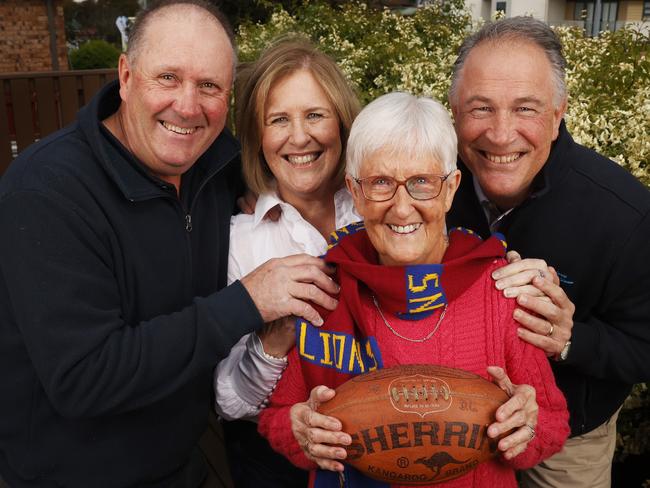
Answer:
[{"xmin": 258, "ymin": 231, "xmax": 569, "ymax": 488}]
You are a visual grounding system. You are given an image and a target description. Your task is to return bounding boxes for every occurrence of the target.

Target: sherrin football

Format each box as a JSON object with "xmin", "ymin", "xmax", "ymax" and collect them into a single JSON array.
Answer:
[{"xmin": 317, "ymin": 364, "xmax": 510, "ymax": 485}]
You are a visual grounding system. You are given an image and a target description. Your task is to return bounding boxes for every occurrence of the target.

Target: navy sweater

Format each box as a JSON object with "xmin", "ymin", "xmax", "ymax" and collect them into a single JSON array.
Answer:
[{"xmin": 0, "ymin": 81, "xmax": 263, "ymax": 487}]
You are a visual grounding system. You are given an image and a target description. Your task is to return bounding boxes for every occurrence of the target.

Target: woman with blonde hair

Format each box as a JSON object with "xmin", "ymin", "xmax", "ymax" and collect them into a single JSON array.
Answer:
[{"xmin": 213, "ymin": 36, "xmax": 361, "ymax": 487}]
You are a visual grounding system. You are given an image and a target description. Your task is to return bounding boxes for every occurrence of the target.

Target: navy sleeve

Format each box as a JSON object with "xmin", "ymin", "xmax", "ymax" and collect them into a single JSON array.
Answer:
[
  {"xmin": 0, "ymin": 190, "xmax": 262, "ymax": 418},
  {"xmin": 565, "ymin": 209, "xmax": 650, "ymax": 383}
]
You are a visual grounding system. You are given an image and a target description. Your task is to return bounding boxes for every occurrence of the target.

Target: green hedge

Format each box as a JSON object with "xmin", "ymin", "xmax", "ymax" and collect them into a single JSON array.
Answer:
[{"xmin": 69, "ymin": 40, "xmax": 121, "ymax": 70}]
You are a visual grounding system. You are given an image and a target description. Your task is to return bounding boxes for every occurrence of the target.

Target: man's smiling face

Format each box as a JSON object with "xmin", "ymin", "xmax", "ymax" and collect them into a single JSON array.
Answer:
[
  {"xmin": 117, "ymin": 5, "xmax": 233, "ymax": 185},
  {"xmin": 451, "ymin": 39, "xmax": 566, "ymax": 210}
]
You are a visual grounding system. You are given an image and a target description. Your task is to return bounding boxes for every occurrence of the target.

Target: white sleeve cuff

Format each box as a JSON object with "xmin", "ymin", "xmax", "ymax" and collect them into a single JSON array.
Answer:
[{"xmin": 214, "ymin": 332, "xmax": 287, "ymax": 420}]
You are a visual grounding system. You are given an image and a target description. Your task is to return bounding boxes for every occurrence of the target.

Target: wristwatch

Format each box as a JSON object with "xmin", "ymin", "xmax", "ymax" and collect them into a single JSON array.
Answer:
[{"xmin": 555, "ymin": 340, "xmax": 572, "ymax": 362}]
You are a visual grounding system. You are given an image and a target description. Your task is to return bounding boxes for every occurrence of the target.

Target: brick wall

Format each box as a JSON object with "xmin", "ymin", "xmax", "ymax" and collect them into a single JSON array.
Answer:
[{"xmin": 0, "ymin": 0, "xmax": 68, "ymax": 73}]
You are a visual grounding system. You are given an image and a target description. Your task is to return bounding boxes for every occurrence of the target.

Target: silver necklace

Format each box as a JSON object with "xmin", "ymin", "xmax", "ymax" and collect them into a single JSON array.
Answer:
[{"xmin": 372, "ymin": 296, "xmax": 447, "ymax": 343}]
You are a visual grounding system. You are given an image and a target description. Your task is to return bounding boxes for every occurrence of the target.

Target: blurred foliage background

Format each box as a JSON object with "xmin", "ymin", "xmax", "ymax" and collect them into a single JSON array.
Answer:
[
  {"xmin": 63, "ymin": 0, "xmax": 140, "ymax": 47},
  {"xmin": 69, "ymin": 39, "xmax": 121, "ymax": 69}
]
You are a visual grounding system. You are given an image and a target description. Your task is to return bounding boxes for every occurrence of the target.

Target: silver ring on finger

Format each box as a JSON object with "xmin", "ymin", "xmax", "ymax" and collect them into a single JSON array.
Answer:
[
  {"xmin": 538, "ymin": 270, "xmax": 545, "ymax": 279},
  {"xmin": 525, "ymin": 424, "xmax": 536, "ymax": 440},
  {"xmin": 546, "ymin": 323, "xmax": 554, "ymax": 337}
]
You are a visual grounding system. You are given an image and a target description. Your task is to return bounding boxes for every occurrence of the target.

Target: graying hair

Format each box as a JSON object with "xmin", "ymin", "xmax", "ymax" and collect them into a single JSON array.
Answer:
[
  {"xmin": 449, "ymin": 16, "xmax": 567, "ymax": 107},
  {"xmin": 346, "ymin": 92, "xmax": 457, "ymax": 178},
  {"xmin": 126, "ymin": 0, "xmax": 237, "ymax": 70}
]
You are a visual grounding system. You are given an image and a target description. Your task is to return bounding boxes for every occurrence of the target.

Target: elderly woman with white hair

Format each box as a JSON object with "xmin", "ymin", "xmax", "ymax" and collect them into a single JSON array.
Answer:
[{"xmin": 257, "ymin": 92, "xmax": 569, "ymax": 487}]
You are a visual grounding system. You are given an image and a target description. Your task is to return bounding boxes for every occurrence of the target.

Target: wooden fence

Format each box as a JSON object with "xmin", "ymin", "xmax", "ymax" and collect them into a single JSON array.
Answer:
[{"xmin": 0, "ymin": 69, "xmax": 117, "ymax": 176}]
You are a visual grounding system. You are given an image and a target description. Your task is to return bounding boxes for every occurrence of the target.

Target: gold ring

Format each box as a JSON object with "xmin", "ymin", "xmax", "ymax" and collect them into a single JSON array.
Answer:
[{"xmin": 546, "ymin": 324, "xmax": 554, "ymax": 337}]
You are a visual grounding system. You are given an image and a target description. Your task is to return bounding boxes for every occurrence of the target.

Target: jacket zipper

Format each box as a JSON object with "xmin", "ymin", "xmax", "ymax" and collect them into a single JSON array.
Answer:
[
  {"xmin": 184, "ymin": 153, "xmax": 237, "ymax": 233},
  {"xmin": 181, "ymin": 152, "xmax": 237, "ymax": 289}
]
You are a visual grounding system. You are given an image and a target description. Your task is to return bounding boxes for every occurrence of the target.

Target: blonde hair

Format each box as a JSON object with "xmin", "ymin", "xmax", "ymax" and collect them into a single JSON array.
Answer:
[{"xmin": 236, "ymin": 35, "xmax": 360, "ymax": 195}]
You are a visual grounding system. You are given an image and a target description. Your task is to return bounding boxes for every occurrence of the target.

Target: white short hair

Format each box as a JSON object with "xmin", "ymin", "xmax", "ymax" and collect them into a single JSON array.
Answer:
[{"xmin": 346, "ymin": 92, "xmax": 457, "ymax": 178}]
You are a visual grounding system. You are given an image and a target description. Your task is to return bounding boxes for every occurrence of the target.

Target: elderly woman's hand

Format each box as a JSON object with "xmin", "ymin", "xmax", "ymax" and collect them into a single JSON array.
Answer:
[
  {"xmin": 486, "ymin": 366, "xmax": 538, "ymax": 460},
  {"xmin": 290, "ymin": 385, "xmax": 351, "ymax": 472}
]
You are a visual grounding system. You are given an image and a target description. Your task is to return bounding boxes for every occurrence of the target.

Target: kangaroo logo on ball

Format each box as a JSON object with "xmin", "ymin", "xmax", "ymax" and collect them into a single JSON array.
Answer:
[{"xmin": 415, "ymin": 452, "xmax": 470, "ymax": 479}]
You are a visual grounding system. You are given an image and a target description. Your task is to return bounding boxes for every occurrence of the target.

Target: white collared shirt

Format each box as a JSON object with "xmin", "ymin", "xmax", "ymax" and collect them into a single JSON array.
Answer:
[{"xmin": 214, "ymin": 188, "xmax": 360, "ymax": 421}]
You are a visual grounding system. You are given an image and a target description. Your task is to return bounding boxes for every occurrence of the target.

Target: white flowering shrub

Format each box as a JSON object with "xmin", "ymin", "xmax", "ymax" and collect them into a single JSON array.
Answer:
[
  {"xmin": 237, "ymin": 1, "xmax": 650, "ymax": 185},
  {"xmin": 238, "ymin": 0, "xmax": 472, "ymax": 104},
  {"xmin": 558, "ymin": 26, "xmax": 650, "ymax": 185}
]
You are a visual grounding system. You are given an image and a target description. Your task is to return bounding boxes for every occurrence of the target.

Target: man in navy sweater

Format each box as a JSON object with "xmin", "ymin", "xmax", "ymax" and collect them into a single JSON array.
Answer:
[
  {"xmin": 0, "ymin": 1, "xmax": 337, "ymax": 487},
  {"xmin": 447, "ymin": 16, "xmax": 650, "ymax": 488}
]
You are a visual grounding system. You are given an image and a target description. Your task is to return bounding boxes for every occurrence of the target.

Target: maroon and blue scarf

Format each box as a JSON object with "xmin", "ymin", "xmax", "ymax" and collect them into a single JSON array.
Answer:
[{"xmin": 293, "ymin": 224, "xmax": 507, "ymax": 487}]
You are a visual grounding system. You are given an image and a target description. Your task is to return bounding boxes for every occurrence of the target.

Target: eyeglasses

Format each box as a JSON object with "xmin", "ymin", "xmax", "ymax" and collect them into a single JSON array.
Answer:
[{"xmin": 352, "ymin": 172, "xmax": 453, "ymax": 202}]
